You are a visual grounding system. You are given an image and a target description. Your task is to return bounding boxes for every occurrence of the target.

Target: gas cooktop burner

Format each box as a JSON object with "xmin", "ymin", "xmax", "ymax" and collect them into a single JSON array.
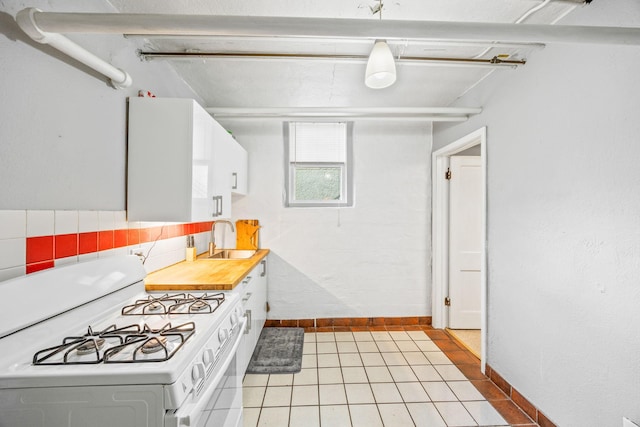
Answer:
[
  {"xmin": 140, "ymin": 336, "xmax": 168, "ymax": 354},
  {"xmin": 33, "ymin": 322, "xmax": 195, "ymax": 365},
  {"xmin": 76, "ymin": 338, "xmax": 106, "ymax": 356},
  {"xmin": 121, "ymin": 292, "xmax": 225, "ymax": 315}
]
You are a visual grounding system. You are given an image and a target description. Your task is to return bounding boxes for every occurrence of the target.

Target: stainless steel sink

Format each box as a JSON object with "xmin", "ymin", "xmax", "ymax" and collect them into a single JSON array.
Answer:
[{"xmin": 205, "ymin": 249, "xmax": 256, "ymax": 260}]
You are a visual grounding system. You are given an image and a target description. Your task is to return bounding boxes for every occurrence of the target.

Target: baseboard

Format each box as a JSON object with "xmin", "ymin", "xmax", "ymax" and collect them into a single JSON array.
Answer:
[
  {"xmin": 486, "ymin": 364, "xmax": 558, "ymax": 427},
  {"xmin": 265, "ymin": 316, "xmax": 432, "ymax": 331}
]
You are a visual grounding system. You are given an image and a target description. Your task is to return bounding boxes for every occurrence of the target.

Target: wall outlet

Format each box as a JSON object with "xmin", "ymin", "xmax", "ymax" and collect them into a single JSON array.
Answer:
[{"xmin": 128, "ymin": 248, "xmax": 144, "ymax": 259}]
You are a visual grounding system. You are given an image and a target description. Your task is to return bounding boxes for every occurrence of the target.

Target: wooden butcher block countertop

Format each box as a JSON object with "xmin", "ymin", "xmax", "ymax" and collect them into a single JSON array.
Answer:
[{"xmin": 144, "ymin": 249, "xmax": 270, "ymax": 291}]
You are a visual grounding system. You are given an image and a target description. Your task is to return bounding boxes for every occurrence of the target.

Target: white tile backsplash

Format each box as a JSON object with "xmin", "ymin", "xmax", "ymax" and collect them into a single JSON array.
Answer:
[
  {"xmin": 0, "ymin": 266, "xmax": 25, "ymax": 282},
  {"xmin": 0, "ymin": 209, "xmax": 207, "ymax": 283},
  {"xmin": 0, "ymin": 238, "xmax": 26, "ymax": 269},
  {"xmin": 54, "ymin": 256, "xmax": 79, "ymax": 267},
  {"xmin": 0, "ymin": 210, "xmax": 26, "ymax": 240},
  {"xmin": 78, "ymin": 252, "xmax": 98, "ymax": 262},
  {"xmin": 98, "ymin": 211, "xmax": 115, "ymax": 231},
  {"xmin": 26, "ymin": 210, "xmax": 54, "ymax": 237},
  {"xmin": 98, "ymin": 247, "xmax": 128, "ymax": 258},
  {"xmin": 78, "ymin": 211, "xmax": 99, "ymax": 233},
  {"xmin": 114, "ymin": 211, "xmax": 127, "ymax": 229},
  {"xmin": 54, "ymin": 210, "xmax": 78, "ymax": 235}
]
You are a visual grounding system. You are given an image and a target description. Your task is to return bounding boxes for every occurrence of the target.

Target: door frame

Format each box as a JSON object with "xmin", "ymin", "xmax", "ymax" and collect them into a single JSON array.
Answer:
[{"xmin": 431, "ymin": 127, "xmax": 487, "ymax": 370}]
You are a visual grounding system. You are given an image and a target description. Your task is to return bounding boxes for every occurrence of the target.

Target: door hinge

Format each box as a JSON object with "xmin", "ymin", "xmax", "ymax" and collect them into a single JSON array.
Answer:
[
  {"xmin": 445, "ymin": 168, "xmax": 452, "ymax": 180},
  {"xmin": 444, "ymin": 297, "xmax": 451, "ymax": 306}
]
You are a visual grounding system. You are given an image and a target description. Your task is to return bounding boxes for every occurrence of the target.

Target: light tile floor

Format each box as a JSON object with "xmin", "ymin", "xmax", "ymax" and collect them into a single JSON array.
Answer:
[{"xmin": 243, "ymin": 330, "xmax": 510, "ymax": 427}]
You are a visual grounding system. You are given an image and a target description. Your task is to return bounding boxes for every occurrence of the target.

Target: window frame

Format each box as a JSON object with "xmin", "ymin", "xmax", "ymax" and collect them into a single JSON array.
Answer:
[{"xmin": 283, "ymin": 121, "xmax": 354, "ymax": 208}]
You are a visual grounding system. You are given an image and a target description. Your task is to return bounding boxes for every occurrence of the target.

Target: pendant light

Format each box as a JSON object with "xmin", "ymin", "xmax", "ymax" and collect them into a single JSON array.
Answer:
[
  {"xmin": 365, "ymin": 1, "xmax": 396, "ymax": 89},
  {"xmin": 365, "ymin": 40, "xmax": 396, "ymax": 89}
]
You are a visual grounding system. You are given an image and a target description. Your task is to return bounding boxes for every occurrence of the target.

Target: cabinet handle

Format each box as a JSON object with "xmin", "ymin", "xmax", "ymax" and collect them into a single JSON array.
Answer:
[
  {"xmin": 260, "ymin": 259, "xmax": 267, "ymax": 277},
  {"xmin": 232, "ymin": 172, "xmax": 238, "ymax": 190},
  {"xmin": 217, "ymin": 195, "xmax": 223, "ymax": 216},
  {"xmin": 245, "ymin": 310, "xmax": 252, "ymax": 334},
  {"xmin": 212, "ymin": 196, "xmax": 218, "ymax": 217}
]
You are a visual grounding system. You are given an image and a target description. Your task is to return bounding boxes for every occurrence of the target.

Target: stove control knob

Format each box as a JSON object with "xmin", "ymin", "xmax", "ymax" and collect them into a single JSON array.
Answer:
[
  {"xmin": 218, "ymin": 328, "xmax": 229, "ymax": 344},
  {"xmin": 230, "ymin": 312, "xmax": 239, "ymax": 326},
  {"xmin": 202, "ymin": 348, "xmax": 214, "ymax": 366},
  {"xmin": 191, "ymin": 363, "xmax": 205, "ymax": 385}
]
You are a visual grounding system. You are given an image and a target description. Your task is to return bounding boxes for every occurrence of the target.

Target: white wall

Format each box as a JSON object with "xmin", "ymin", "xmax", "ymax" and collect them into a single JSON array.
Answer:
[
  {"xmin": 0, "ymin": 0, "xmax": 202, "ymax": 210},
  {"xmin": 0, "ymin": 0, "xmax": 208, "ymax": 279},
  {"xmin": 433, "ymin": 1, "xmax": 640, "ymax": 425},
  {"xmin": 226, "ymin": 120, "xmax": 432, "ymax": 319}
]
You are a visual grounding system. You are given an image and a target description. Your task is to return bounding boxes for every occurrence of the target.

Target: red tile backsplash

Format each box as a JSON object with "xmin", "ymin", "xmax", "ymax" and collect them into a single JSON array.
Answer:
[
  {"xmin": 24, "ymin": 221, "xmax": 214, "ymax": 275},
  {"xmin": 127, "ymin": 228, "xmax": 140, "ymax": 246},
  {"xmin": 55, "ymin": 234, "xmax": 78, "ymax": 259},
  {"xmin": 78, "ymin": 232, "xmax": 98, "ymax": 255},
  {"xmin": 114, "ymin": 229, "xmax": 128, "ymax": 248},
  {"xmin": 98, "ymin": 230, "xmax": 114, "ymax": 251},
  {"xmin": 26, "ymin": 236, "xmax": 54, "ymax": 264},
  {"xmin": 26, "ymin": 260, "xmax": 55, "ymax": 274},
  {"xmin": 139, "ymin": 227, "xmax": 157, "ymax": 243}
]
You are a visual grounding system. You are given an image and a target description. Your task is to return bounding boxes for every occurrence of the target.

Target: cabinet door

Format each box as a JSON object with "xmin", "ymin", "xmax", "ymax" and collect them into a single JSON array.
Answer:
[
  {"xmin": 191, "ymin": 103, "xmax": 217, "ymax": 221},
  {"xmin": 128, "ymin": 97, "xmax": 239, "ymax": 222},
  {"xmin": 252, "ymin": 259, "xmax": 268, "ymax": 339},
  {"xmin": 128, "ymin": 98, "xmax": 197, "ymax": 222},
  {"xmin": 244, "ymin": 260, "xmax": 268, "ymax": 356},
  {"xmin": 229, "ymin": 142, "xmax": 248, "ymax": 195},
  {"xmin": 210, "ymin": 121, "xmax": 233, "ymax": 219}
]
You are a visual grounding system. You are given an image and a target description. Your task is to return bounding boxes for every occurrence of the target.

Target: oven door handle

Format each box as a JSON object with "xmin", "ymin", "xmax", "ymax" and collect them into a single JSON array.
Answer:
[{"xmin": 165, "ymin": 317, "xmax": 247, "ymax": 427}]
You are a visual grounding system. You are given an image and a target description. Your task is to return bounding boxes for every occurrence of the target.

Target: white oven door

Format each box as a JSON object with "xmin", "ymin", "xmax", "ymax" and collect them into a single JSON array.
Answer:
[{"xmin": 166, "ymin": 318, "xmax": 246, "ymax": 427}]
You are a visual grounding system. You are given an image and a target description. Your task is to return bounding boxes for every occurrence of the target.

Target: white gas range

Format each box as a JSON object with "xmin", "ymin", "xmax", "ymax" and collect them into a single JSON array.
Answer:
[{"xmin": 0, "ymin": 255, "xmax": 245, "ymax": 427}]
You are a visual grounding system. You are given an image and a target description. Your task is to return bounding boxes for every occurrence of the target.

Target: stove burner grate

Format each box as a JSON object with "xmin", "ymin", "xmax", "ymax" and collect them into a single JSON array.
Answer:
[
  {"xmin": 104, "ymin": 322, "xmax": 195, "ymax": 363},
  {"xmin": 32, "ymin": 325, "xmax": 128, "ymax": 365},
  {"xmin": 33, "ymin": 322, "xmax": 196, "ymax": 365},
  {"xmin": 121, "ymin": 293, "xmax": 225, "ymax": 316}
]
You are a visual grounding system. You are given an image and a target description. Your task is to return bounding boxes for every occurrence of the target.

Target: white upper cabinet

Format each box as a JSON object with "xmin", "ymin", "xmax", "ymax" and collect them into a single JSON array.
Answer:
[
  {"xmin": 127, "ymin": 97, "xmax": 246, "ymax": 222},
  {"xmin": 229, "ymin": 138, "xmax": 248, "ymax": 195}
]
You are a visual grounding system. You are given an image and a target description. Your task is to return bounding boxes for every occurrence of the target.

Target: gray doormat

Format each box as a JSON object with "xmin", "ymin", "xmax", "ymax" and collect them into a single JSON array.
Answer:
[{"xmin": 246, "ymin": 327, "xmax": 304, "ymax": 374}]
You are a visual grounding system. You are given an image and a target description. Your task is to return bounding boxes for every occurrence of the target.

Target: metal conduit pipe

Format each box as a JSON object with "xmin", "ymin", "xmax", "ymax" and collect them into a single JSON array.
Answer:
[
  {"xmin": 20, "ymin": 9, "xmax": 640, "ymax": 46},
  {"xmin": 206, "ymin": 107, "xmax": 482, "ymax": 122},
  {"xmin": 139, "ymin": 51, "xmax": 526, "ymax": 68},
  {"xmin": 210, "ymin": 115, "xmax": 471, "ymax": 122},
  {"xmin": 474, "ymin": 0, "xmax": 552, "ymax": 59},
  {"xmin": 15, "ymin": 8, "xmax": 132, "ymax": 89}
]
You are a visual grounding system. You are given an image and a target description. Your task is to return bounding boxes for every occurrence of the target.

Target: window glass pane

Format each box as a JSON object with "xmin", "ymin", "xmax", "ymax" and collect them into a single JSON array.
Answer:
[
  {"xmin": 294, "ymin": 166, "xmax": 342, "ymax": 201},
  {"xmin": 289, "ymin": 122, "xmax": 346, "ymax": 162}
]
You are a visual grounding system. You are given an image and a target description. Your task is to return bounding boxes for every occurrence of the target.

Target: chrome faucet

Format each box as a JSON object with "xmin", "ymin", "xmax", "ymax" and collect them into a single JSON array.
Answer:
[{"xmin": 209, "ymin": 220, "xmax": 235, "ymax": 256}]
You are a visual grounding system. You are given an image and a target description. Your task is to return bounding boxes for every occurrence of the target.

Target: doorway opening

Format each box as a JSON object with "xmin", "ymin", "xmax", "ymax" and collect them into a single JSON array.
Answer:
[{"xmin": 431, "ymin": 127, "xmax": 487, "ymax": 371}]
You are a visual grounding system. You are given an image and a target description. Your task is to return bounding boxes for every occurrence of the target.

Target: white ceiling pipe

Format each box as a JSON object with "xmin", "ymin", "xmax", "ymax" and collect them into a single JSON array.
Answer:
[
  {"xmin": 206, "ymin": 107, "xmax": 482, "ymax": 115},
  {"xmin": 15, "ymin": 8, "xmax": 132, "ymax": 89},
  {"xmin": 130, "ymin": 35, "xmax": 546, "ymax": 51},
  {"xmin": 212, "ymin": 115, "xmax": 471, "ymax": 122},
  {"xmin": 24, "ymin": 10, "xmax": 640, "ymax": 46}
]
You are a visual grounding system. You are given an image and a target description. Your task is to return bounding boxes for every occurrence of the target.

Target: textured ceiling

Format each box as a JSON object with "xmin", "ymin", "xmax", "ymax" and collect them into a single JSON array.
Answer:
[{"xmin": 108, "ymin": 0, "xmax": 583, "ymax": 110}]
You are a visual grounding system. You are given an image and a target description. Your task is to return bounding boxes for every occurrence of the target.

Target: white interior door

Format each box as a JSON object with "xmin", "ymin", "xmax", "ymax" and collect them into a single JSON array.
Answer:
[{"xmin": 448, "ymin": 155, "xmax": 482, "ymax": 329}]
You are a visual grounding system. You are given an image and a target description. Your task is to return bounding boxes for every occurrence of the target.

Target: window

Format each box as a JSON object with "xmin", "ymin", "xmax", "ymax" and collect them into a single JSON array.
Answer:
[{"xmin": 284, "ymin": 122, "xmax": 353, "ymax": 207}]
